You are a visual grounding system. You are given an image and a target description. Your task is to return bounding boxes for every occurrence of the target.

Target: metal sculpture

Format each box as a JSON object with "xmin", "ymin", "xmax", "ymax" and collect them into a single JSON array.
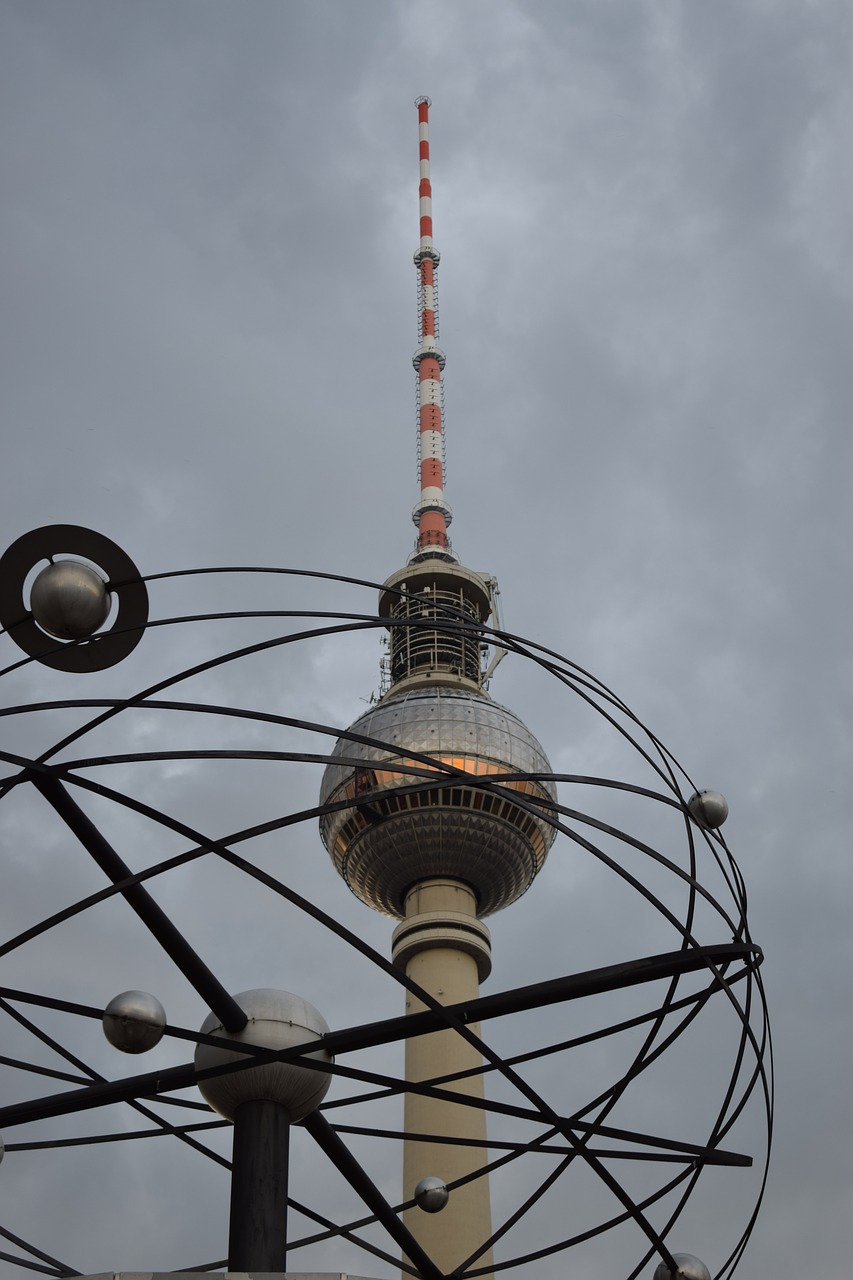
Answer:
[
  {"xmin": 0, "ymin": 98, "xmax": 771, "ymax": 1280},
  {"xmin": 0, "ymin": 550, "xmax": 772, "ymax": 1279}
]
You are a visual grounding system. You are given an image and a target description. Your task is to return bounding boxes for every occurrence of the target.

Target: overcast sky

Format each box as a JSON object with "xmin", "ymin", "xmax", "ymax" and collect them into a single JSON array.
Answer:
[{"xmin": 0, "ymin": 3, "xmax": 850, "ymax": 1279}]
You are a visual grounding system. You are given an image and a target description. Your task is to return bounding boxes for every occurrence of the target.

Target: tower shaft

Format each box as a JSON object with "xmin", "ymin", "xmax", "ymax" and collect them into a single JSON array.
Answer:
[{"xmin": 393, "ymin": 879, "xmax": 494, "ymax": 1276}]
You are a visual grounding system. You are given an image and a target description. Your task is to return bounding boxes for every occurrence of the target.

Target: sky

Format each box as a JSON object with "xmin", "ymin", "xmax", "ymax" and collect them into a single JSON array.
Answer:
[{"xmin": 0, "ymin": 1, "xmax": 850, "ymax": 1278}]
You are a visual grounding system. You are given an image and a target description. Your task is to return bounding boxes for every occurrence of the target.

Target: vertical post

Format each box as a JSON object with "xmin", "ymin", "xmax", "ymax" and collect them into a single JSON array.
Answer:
[
  {"xmin": 392, "ymin": 879, "xmax": 494, "ymax": 1278},
  {"xmin": 228, "ymin": 1099, "xmax": 290, "ymax": 1271}
]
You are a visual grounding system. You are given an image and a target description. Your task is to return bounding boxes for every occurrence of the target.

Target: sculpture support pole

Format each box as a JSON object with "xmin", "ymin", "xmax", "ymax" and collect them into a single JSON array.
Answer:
[
  {"xmin": 393, "ymin": 878, "xmax": 494, "ymax": 1278},
  {"xmin": 228, "ymin": 1099, "xmax": 290, "ymax": 1271}
]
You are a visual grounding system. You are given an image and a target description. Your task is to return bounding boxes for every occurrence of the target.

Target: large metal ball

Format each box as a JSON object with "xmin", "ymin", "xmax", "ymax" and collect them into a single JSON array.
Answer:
[
  {"xmin": 194, "ymin": 989, "xmax": 332, "ymax": 1123},
  {"xmin": 319, "ymin": 686, "xmax": 558, "ymax": 918},
  {"xmin": 29, "ymin": 560, "xmax": 110, "ymax": 639},
  {"xmin": 102, "ymin": 991, "xmax": 167, "ymax": 1054},
  {"xmin": 414, "ymin": 1175, "xmax": 449, "ymax": 1213},
  {"xmin": 653, "ymin": 1253, "xmax": 712, "ymax": 1280},
  {"xmin": 687, "ymin": 790, "xmax": 729, "ymax": 829}
]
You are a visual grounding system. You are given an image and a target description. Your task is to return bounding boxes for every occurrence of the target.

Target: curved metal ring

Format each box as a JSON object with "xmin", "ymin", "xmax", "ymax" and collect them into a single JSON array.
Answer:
[{"xmin": 0, "ymin": 524, "xmax": 149, "ymax": 671}]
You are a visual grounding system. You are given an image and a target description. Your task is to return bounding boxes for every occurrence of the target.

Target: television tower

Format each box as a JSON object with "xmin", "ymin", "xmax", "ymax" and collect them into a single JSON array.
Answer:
[{"xmin": 319, "ymin": 98, "xmax": 558, "ymax": 1276}]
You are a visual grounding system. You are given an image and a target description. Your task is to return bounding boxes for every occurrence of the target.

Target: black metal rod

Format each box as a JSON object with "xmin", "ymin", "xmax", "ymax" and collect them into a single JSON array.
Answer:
[
  {"xmin": 0, "ymin": 944, "xmax": 757, "ymax": 1140},
  {"xmin": 326, "ymin": 942, "xmax": 760, "ymax": 1055},
  {"xmin": 1, "ymin": 940, "xmax": 756, "ymax": 1051},
  {"xmin": 304, "ymin": 1110, "xmax": 444, "ymax": 1280},
  {"xmin": 228, "ymin": 1099, "xmax": 290, "ymax": 1271},
  {"xmin": 28, "ymin": 770, "xmax": 247, "ymax": 1033},
  {"xmin": 0, "ymin": 1043, "xmax": 751, "ymax": 1169}
]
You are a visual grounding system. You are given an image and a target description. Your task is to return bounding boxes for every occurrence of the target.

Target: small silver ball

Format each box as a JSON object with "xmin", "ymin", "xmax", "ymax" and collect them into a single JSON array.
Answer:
[
  {"xmin": 103, "ymin": 991, "xmax": 166, "ymax": 1054},
  {"xmin": 414, "ymin": 1175, "xmax": 449, "ymax": 1213},
  {"xmin": 195, "ymin": 989, "xmax": 332, "ymax": 1123},
  {"xmin": 653, "ymin": 1253, "xmax": 712, "ymax": 1280},
  {"xmin": 30, "ymin": 560, "xmax": 110, "ymax": 639},
  {"xmin": 687, "ymin": 790, "xmax": 729, "ymax": 830}
]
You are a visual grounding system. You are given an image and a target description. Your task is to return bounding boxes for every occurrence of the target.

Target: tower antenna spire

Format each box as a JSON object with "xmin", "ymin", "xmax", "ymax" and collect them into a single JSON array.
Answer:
[{"xmin": 411, "ymin": 95, "xmax": 456, "ymax": 564}]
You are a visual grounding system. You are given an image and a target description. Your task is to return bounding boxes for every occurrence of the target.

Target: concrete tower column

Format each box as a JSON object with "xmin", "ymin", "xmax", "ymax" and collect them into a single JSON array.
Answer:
[{"xmin": 392, "ymin": 878, "xmax": 494, "ymax": 1278}]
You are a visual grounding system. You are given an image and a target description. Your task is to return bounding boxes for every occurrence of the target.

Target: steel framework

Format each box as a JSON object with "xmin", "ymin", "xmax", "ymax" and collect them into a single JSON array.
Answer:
[{"xmin": 0, "ymin": 548, "xmax": 772, "ymax": 1280}]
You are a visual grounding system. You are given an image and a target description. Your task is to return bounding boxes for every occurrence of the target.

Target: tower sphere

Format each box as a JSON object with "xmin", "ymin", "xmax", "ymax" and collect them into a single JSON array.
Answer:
[
  {"xmin": 653, "ymin": 1254, "xmax": 712, "ymax": 1280},
  {"xmin": 319, "ymin": 685, "xmax": 557, "ymax": 918},
  {"xmin": 30, "ymin": 560, "xmax": 110, "ymax": 639},
  {"xmin": 194, "ymin": 988, "xmax": 332, "ymax": 1122}
]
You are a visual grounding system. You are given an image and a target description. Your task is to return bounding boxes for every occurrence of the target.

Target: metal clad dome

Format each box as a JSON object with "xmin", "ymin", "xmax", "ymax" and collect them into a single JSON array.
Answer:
[{"xmin": 319, "ymin": 686, "xmax": 557, "ymax": 917}]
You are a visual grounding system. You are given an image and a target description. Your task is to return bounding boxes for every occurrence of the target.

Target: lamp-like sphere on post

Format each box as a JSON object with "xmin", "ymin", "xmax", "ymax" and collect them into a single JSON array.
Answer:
[{"xmin": 194, "ymin": 988, "xmax": 332, "ymax": 1122}]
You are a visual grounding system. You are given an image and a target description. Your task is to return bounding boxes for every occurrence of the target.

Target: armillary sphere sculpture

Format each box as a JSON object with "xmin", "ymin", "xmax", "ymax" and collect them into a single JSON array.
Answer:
[{"xmin": 0, "ymin": 527, "xmax": 772, "ymax": 1280}]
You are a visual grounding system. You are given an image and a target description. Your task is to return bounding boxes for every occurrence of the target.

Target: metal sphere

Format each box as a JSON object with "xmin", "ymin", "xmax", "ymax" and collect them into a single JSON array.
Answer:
[
  {"xmin": 29, "ymin": 560, "xmax": 110, "ymax": 639},
  {"xmin": 414, "ymin": 1175, "xmax": 449, "ymax": 1213},
  {"xmin": 102, "ymin": 991, "xmax": 167, "ymax": 1054},
  {"xmin": 653, "ymin": 1254, "xmax": 712, "ymax": 1280},
  {"xmin": 319, "ymin": 686, "xmax": 558, "ymax": 918},
  {"xmin": 687, "ymin": 790, "xmax": 729, "ymax": 830},
  {"xmin": 194, "ymin": 989, "xmax": 332, "ymax": 1122}
]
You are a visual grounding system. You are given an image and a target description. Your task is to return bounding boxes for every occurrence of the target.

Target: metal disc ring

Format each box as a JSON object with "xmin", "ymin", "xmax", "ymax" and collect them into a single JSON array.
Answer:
[{"xmin": 0, "ymin": 524, "xmax": 149, "ymax": 671}]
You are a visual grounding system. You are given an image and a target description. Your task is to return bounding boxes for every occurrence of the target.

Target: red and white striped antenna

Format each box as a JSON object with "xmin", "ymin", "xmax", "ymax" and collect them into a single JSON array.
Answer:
[{"xmin": 410, "ymin": 96, "xmax": 456, "ymax": 564}]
